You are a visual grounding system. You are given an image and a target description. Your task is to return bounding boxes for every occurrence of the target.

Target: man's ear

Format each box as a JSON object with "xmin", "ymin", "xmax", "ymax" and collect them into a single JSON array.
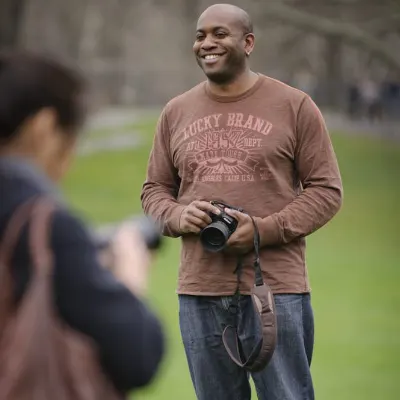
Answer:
[
  {"xmin": 30, "ymin": 107, "xmax": 58, "ymax": 139},
  {"xmin": 244, "ymin": 33, "xmax": 255, "ymax": 56},
  {"xmin": 16, "ymin": 107, "xmax": 58, "ymax": 149}
]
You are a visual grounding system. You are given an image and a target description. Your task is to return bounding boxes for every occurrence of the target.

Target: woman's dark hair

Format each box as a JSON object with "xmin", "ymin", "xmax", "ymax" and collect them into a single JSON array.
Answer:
[{"xmin": 0, "ymin": 51, "xmax": 87, "ymax": 143}]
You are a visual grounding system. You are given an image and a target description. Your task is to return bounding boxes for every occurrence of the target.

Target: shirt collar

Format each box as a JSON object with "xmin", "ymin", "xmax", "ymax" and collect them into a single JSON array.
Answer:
[{"xmin": 0, "ymin": 155, "xmax": 64, "ymax": 203}]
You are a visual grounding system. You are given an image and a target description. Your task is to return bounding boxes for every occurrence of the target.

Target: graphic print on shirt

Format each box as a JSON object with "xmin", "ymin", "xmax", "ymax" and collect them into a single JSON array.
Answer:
[{"xmin": 179, "ymin": 112, "xmax": 273, "ymax": 183}]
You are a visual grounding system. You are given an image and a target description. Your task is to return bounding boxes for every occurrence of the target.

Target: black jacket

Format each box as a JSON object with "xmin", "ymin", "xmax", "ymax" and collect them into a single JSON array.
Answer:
[{"xmin": 0, "ymin": 156, "xmax": 165, "ymax": 393}]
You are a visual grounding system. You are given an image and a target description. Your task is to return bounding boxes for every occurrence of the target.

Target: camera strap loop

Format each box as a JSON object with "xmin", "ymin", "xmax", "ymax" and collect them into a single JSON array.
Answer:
[
  {"xmin": 249, "ymin": 215, "xmax": 263, "ymax": 287},
  {"xmin": 214, "ymin": 201, "xmax": 278, "ymax": 373}
]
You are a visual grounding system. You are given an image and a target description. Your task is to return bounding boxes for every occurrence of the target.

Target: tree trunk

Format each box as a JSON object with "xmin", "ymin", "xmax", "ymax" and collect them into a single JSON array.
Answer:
[
  {"xmin": 0, "ymin": 0, "xmax": 26, "ymax": 49},
  {"xmin": 323, "ymin": 36, "xmax": 344, "ymax": 109}
]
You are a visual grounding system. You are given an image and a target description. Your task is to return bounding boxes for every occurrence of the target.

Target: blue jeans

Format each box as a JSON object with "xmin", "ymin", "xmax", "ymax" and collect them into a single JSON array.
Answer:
[{"xmin": 179, "ymin": 294, "xmax": 314, "ymax": 400}]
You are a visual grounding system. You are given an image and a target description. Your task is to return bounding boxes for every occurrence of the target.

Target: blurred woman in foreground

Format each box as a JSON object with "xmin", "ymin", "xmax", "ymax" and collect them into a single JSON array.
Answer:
[{"xmin": 0, "ymin": 51, "xmax": 164, "ymax": 397}]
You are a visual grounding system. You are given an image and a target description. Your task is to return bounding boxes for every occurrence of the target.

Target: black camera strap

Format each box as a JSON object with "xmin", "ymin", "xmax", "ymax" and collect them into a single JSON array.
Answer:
[{"xmin": 211, "ymin": 201, "xmax": 277, "ymax": 373}]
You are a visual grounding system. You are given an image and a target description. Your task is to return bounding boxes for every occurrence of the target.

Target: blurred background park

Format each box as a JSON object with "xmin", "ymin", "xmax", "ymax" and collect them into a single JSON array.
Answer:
[{"xmin": 1, "ymin": 0, "xmax": 399, "ymax": 399}]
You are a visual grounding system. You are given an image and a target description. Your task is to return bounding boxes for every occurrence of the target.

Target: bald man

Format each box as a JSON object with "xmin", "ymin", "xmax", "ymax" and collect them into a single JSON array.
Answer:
[{"xmin": 141, "ymin": 4, "xmax": 342, "ymax": 400}]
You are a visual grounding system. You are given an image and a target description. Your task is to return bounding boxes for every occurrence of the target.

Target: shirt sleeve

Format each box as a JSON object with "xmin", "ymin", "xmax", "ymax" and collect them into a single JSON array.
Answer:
[
  {"xmin": 51, "ymin": 209, "xmax": 165, "ymax": 392},
  {"xmin": 140, "ymin": 108, "xmax": 185, "ymax": 237},
  {"xmin": 257, "ymin": 95, "xmax": 343, "ymax": 245}
]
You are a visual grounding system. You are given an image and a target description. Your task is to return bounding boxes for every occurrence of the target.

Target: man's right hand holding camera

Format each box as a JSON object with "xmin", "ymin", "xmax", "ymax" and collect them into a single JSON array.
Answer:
[{"xmin": 179, "ymin": 200, "xmax": 221, "ymax": 234}]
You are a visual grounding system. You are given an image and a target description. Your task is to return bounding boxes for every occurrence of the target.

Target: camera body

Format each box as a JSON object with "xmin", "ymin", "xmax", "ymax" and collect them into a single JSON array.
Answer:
[{"xmin": 200, "ymin": 203, "xmax": 239, "ymax": 253}]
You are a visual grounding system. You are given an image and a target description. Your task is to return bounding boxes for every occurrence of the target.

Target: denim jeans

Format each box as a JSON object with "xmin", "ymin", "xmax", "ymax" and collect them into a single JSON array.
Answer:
[{"xmin": 179, "ymin": 294, "xmax": 314, "ymax": 400}]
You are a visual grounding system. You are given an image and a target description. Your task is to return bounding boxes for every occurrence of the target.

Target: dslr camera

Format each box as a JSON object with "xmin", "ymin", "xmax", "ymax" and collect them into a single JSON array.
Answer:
[
  {"xmin": 94, "ymin": 215, "xmax": 162, "ymax": 251},
  {"xmin": 200, "ymin": 201, "xmax": 241, "ymax": 253}
]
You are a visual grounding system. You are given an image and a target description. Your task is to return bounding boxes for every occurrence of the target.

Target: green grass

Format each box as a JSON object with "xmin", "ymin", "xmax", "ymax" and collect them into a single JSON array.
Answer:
[{"xmin": 63, "ymin": 122, "xmax": 400, "ymax": 400}]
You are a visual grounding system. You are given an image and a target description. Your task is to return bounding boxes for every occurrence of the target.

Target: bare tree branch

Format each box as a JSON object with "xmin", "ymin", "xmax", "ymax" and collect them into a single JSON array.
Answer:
[
  {"xmin": 362, "ymin": 14, "xmax": 400, "ymax": 33},
  {"xmin": 259, "ymin": 1, "xmax": 400, "ymax": 71}
]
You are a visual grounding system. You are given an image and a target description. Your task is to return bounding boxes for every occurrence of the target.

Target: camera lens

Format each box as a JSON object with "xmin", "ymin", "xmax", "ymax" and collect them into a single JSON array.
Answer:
[
  {"xmin": 200, "ymin": 221, "xmax": 231, "ymax": 252},
  {"xmin": 205, "ymin": 228, "xmax": 225, "ymax": 246}
]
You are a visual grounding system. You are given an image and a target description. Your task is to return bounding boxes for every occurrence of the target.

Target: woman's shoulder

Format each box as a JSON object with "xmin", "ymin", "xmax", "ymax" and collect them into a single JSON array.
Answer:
[{"xmin": 51, "ymin": 206, "xmax": 94, "ymax": 249}]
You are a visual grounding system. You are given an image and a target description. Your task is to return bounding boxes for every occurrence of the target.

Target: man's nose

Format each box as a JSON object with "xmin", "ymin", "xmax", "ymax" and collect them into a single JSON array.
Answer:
[{"xmin": 201, "ymin": 36, "xmax": 217, "ymax": 50}]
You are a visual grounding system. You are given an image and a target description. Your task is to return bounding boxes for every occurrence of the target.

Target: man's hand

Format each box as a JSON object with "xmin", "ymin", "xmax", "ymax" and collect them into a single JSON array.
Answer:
[
  {"xmin": 224, "ymin": 208, "xmax": 256, "ymax": 255},
  {"xmin": 179, "ymin": 200, "xmax": 221, "ymax": 234}
]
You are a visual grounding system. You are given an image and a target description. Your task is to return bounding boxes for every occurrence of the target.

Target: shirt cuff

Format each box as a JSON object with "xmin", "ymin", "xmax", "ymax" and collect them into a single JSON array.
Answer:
[
  {"xmin": 255, "ymin": 214, "xmax": 283, "ymax": 246},
  {"xmin": 163, "ymin": 205, "xmax": 186, "ymax": 237}
]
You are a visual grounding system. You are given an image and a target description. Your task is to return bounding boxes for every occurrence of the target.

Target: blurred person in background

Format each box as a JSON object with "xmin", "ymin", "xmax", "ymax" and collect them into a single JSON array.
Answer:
[
  {"xmin": 0, "ymin": 51, "xmax": 164, "ymax": 396},
  {"xmin": 141, "ymin": 3, "xmax": 342, "ymax": 400},
  {"xmin": 360, "ymin": 78, "xmax": 382, "ymax": 123}
]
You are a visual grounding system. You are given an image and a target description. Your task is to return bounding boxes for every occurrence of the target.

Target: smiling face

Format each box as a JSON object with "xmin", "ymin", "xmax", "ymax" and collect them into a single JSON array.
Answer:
[{"xmin": 193, "ymin": 6, "xmax": 255, "ymax": 85}]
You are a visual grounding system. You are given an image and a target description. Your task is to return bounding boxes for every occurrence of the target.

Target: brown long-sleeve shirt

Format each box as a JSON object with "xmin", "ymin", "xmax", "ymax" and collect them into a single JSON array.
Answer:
[{"xmin": 141, "ymin": 74, "xmax": 343, "ymax": 295}]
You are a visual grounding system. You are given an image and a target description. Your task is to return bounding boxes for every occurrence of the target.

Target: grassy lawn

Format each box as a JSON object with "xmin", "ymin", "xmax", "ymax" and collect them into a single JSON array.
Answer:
[{"xmin": 63, "ymin": 120, "xmax": 400, "ymax": 400}]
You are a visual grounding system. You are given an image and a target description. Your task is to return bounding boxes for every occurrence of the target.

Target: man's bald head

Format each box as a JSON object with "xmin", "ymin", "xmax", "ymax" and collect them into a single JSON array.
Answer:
[
  {"xmin": 194, "ymin": 3, "xmax": 255, "ymax": 85},
  {"xmin": 197, "ymin": 4, "xmax": 253, "ymax": 35}
]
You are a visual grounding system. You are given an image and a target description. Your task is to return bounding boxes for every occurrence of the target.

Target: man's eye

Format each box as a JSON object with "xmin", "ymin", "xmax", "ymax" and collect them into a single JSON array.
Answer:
[
  {"xmin": 215, "ymin": 32, "xmax": 227, "ymax": 38},
  {"xmin": 196, "ymin": 35, "xmax": 205, "ymax": 41}
]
